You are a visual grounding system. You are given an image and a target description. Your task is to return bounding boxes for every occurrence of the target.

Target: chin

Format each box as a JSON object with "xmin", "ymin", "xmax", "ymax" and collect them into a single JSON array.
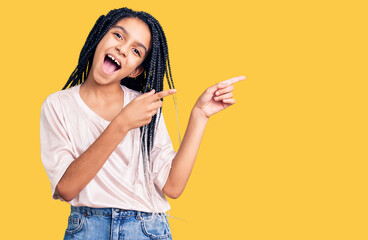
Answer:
[{"xmin": 88, "ymin": 72, "xmax": 109, "ymax": 85}]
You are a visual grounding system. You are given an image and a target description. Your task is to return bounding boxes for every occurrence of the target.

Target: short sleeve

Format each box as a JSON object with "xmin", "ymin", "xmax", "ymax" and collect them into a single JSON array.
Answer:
[
  {"xmin": 40, "ymin": 96, "xmax": 75, "ymax": 201},
  {"xmin": 151, "ymin": 113, "xmax": 177, "ymax": 191}
]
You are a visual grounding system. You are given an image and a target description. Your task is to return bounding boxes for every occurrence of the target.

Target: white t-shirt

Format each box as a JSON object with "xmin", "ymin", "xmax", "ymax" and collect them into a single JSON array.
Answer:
[{"xmin": 40, "ymin": 83, "xmax": 177, "ymax": 212}]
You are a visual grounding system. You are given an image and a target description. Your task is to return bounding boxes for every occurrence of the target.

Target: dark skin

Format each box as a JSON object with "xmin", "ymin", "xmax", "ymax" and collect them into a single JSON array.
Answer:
[
  {"xmin": 56, "ymin": 17, "xmax": 245, "ymax": 201},
  {"xmin": 56, "ymin": 17, "xmax": 177, "ymax": 201},
  {"xmin": 79, "ymin": 17, "xmax": 152, "ymax": 122}
]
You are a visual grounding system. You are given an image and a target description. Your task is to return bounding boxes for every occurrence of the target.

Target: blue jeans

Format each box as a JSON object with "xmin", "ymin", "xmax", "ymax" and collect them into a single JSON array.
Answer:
[{"xmin": 63, "ymin": 206, "xmax": 173, "ymax": 240}]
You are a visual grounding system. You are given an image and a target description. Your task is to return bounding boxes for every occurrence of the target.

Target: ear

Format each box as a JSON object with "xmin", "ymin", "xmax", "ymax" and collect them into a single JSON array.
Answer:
[{"xmin": 129, "ymin": 65, "xmax": 144, "ymax": 78}]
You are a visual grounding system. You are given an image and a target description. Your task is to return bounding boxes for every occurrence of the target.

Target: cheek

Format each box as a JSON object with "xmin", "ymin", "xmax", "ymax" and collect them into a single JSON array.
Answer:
[
  {"xmin": 128, "ymin": 55, "xmax": 143, "ymax": 67},
  {"xmin": 93, "ymin": 43, "xmax": 105, "ymax": 61},
  {"xmin": 96, "ymin": 36, "xmax": 116, "ymax": 53}
]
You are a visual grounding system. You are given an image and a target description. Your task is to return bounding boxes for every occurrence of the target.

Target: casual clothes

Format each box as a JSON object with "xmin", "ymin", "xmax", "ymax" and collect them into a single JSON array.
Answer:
[
  {"xmin": 40, "ymin": 83, "xmax": 177, "ymax": 213},
  {"xmin": 63, "ymin": 206, "xmax": 172, "ymax": 240}
]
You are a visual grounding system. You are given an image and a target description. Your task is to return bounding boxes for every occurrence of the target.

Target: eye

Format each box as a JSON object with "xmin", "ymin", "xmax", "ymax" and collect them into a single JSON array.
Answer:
[
  {"xmin": 133, "ymin": 49, "xmax": 141, "ymax": 57},
  {"xmin": 113, "ymin": 33, "xmax": 123, "ymax": 39}
]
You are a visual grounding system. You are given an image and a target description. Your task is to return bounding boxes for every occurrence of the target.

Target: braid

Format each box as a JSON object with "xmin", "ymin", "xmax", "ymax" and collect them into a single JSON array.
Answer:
[{"xmin": 61, "ymin": 7, "xmax": 180, "ymax": 215}]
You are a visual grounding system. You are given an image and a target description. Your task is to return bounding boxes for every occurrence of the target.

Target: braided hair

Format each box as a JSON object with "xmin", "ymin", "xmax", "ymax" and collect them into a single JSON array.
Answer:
[{"xmin": 61, "ymin": 7, "xmax": 180, "ymax": 216}]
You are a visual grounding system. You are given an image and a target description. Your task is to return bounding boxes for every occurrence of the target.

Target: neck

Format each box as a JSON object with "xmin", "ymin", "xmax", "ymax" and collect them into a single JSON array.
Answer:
[{"xmin": 80, "ymin": 77, "xmax": 124, "ymax": 105}]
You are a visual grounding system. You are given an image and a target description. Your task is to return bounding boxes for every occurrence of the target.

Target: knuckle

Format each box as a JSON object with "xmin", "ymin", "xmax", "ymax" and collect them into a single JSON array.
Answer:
[{"xmin": 149, "ymin": 103, "xmax": 155, "ymax": 110}]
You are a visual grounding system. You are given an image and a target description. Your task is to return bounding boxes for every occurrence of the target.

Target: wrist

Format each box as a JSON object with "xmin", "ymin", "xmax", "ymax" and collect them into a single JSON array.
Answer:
[
  {"xmin": 111, "ymin": 114, "xmax": 130, "ymax": 134},
  {"xmin": 191, "ymin": 106, "xmax": 209, "ymax": 122}
]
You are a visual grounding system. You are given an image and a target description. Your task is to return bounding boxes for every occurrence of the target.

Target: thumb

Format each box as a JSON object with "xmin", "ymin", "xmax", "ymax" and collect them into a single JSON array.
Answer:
[
  {"xmin": 206, "ymin": 82, "xmax": 228, "ymax": 94},
  {"xmin": 135, "ymin": 89, "xmax": 155, "ymax": 100}
]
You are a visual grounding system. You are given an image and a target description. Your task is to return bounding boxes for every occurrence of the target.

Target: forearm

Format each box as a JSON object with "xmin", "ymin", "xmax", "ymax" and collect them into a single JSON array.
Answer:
[
  {"xmin": 56, "ymin": 118, "xmax": 128, "ymax": 201},
  {"xmin": 163, "ymin": 107, "xmax": 208, "ymax": 199}
]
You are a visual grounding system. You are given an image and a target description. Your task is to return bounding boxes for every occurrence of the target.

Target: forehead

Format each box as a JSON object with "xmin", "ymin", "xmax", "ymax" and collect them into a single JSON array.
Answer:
[{"xmin": 111, "ymin": 17, "xmax": 151, "ymax": 50}]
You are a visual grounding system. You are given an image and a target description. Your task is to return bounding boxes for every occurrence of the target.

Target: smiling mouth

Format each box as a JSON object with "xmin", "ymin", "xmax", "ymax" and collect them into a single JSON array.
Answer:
[{"xmin": 102, "ymin": 54, "xmax": 121, "ymax": 73}]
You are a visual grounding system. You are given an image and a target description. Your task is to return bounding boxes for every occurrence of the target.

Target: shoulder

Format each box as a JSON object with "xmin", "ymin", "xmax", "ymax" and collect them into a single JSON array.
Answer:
[{"xmin": 41, "ymin": 86, "xmax": 76, "ymax": 112}]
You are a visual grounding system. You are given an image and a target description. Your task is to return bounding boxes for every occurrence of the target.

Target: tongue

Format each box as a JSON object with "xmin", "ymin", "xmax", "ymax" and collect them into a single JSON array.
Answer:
[{"xmin": 103, "ymin": 57, "xmax": 118, "ymax": 73}]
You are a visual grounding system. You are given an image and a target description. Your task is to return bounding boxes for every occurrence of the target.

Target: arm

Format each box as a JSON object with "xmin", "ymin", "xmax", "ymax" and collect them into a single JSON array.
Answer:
[
  {"xmin": 162, "ymin": 108, "xmax": 208, "ymax": 199},
  {"xmin": 162, "ymin": 76, "xmax": 245, "ymax": 199},
  {"xmin": 56, "ymin": 119, "xmax": 128, "ymax": 201},
  {"xmin": 55, "ymin": 89, "xmax": 176, "ymax": 202}
]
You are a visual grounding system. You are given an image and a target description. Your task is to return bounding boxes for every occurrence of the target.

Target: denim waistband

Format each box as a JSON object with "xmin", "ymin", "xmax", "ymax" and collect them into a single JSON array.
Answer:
[{"xmin": 70, "ymin": 206, "xmax": 159, "ymax": 218}]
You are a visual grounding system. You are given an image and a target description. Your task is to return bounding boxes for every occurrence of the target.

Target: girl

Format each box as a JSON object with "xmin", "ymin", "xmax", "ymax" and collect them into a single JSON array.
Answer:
[{"xmin": 40, "ymin": 7, "xmax": 244, "ymax": 240}]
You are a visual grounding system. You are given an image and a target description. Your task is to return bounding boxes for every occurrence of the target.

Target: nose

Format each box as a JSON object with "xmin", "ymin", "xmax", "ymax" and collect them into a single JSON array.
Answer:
[{"xmin": 116, "ymin": 44, "xmax": 128, "ymax": 56}]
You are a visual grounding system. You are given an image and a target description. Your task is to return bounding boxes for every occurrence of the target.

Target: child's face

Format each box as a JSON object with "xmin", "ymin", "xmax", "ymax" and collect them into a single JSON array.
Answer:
[{"xmin": 89, "ymin": 17, "xmax": 151, "ymax": 84}]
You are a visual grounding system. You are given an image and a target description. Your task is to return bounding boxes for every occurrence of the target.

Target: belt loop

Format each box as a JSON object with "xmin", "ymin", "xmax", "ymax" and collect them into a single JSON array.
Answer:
[
  {"xmin": 80, "ymin": 207, "xmax": 86, "ymax": 216},
  {"xmin": 86, "ymin": 207, "xmax": 91, "ymax": 217},
  {"xmin": 136, "ymin": 211, "xmax": 142, "ymax": 220}
]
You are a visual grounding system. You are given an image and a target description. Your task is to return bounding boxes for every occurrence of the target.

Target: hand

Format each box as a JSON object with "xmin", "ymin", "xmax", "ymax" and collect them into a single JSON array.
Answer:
[
  {"xmin": 116, "ymin": 88, "xmax": 177, "ymax": 132},
  {"xmin": 194, "ymin": 76, "xmax": 245, "ymax": 119}
]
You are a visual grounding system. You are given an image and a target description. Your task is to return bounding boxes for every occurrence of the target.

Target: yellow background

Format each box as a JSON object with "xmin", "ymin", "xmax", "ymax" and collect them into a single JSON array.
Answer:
[{"xmin": 1, "ymin": 0, "xmax": 367, "ymax": 239}]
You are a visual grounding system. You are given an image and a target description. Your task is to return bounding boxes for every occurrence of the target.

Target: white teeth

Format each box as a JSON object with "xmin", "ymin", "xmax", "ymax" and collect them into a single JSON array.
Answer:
[{"xmin": 107, "ymin": 54, "xmax": 120, "ymax": 67}]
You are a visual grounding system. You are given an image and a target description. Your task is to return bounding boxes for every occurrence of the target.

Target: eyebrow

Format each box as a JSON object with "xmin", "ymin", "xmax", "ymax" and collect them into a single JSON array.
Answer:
[{"xmin": 112, "ymin": 25, "xmax": 148, "ymax": 55}]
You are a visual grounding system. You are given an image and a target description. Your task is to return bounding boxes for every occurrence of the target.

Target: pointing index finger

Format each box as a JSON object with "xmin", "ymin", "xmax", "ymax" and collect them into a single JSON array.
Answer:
[
  {"xmin": 152, "ymin": 89, "xmax": 177, "ymax": 101},
  {"xmin": 220, "ymin": 76, "xmax": 246, "ymax": 85}
]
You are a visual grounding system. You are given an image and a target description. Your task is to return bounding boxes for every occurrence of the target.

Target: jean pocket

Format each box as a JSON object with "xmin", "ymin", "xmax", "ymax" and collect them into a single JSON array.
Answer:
[
  {"xmin": 140, "ymin": 214, "xmax": 171, "ymax": 239},
  {"xmin": 65, "ymin": 211, "xmax": 86, "ymax": 235}
]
